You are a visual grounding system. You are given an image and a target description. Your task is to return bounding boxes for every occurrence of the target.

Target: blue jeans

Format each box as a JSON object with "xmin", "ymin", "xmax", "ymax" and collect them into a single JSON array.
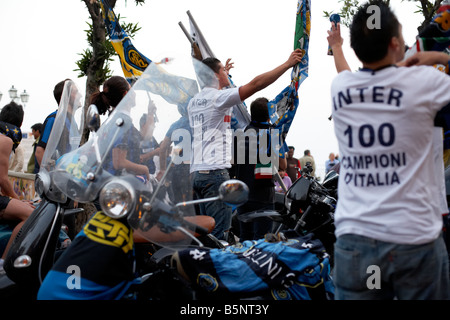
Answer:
[
  {"xmin": 192, "ymin": 169, "xmax": 232, "ymax": 240},
  {"xmin": 334, "ymin": 234, "xmax": 450, "ymax": 300}
]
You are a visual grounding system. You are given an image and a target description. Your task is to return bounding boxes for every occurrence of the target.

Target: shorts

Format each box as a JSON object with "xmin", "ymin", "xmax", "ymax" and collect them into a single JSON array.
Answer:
[{"xmin": 0, "ymin": 196, "xmax": 12, "ymax": 218}]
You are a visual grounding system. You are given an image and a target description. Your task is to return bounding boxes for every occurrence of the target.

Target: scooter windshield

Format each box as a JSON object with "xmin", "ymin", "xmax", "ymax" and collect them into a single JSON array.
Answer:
[
  {"xmin": 40, "ymin": 80, "xmax": 85, "ymax": 202},
  {"xmin": 53, "ymin": 59, "xmax": 223, "ymax": 247}
]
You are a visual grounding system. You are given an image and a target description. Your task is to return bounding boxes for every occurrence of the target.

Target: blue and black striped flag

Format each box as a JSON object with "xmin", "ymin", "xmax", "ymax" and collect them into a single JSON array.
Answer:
[{"xmin": 269, "ymin": 0, "xmax": 311, "ymax": 158}]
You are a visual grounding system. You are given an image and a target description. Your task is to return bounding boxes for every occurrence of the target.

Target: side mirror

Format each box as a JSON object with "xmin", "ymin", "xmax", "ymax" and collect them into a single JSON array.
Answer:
[
  {"xmin": 322, "ymin": 170, "xmax": 339, "ymax": 189},
  {"xmin": 218, "ymin": 179, "xmax": 249, "ymax": 207},
  {"xmin": 86, "ymin": 104, "xmax": 100, "ymax": 132},
  {"xmin": 174, "ymin": 179, "xmax": 249, "ymax": 209}
]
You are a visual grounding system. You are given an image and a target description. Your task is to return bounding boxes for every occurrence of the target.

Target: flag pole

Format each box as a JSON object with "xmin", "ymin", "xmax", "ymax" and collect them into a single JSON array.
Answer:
[
  {"xmin": 178, "ymin": 21, "xmax": 194, "ymax": 45},
  {"xmin": 186, "ymin": 10, "xmax": 216, "ymax": 58},
  {"xmin": 179, "ymin": 21, "xmax": 203, "ymax": 60}
]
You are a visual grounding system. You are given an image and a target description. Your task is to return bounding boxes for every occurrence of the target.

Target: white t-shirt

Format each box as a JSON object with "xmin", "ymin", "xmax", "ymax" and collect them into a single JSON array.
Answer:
[
  {"xmin": 331, "ymin": 65, "xmax": 450, "ymax": 245},
  {"xmin": 188, "ymin": 86, "xmax": 241, "ymax": 173},
  {"xmin": 433, "ymin": 127, "xmax": 448, "ymax": 215}
]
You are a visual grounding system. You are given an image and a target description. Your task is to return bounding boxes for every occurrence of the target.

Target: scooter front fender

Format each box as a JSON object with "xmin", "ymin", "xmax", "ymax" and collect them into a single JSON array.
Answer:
[{"xmin": 4, "ymin": 200, "xmax": 62, "ymax": 287}]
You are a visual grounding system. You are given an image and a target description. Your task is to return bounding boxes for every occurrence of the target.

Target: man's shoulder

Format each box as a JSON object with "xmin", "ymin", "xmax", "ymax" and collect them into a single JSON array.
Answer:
[
  {"xmin": 45, "ymin": 110, "xmax": 58, "ymax": 118},
  {"xmin": 43, "ymin": 111, "xmax": 57, "ymax": 126},
  {"xmin": 42, "ymin": 110, "xmax": 57, "ymax": 124},
  {"xmin": 0, "ymin": 133, "xmax": 13, "ymax": 149}
]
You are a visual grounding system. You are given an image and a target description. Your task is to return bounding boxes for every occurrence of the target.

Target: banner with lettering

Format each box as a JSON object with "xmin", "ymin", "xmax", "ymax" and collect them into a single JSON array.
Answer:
[
  {"xmin": 100, "ymin": 0, "xmax": 152, "ymax": 84},
  {"xmin": 268, "ymin": 0, "xmax": 311, "ymax": 158}
]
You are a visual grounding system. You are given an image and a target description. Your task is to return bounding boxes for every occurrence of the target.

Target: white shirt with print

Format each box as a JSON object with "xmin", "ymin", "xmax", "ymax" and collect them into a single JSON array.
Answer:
[
  {"xmin": 188, "ymin": 87, "xmax": 241, "ymax": 173},
  {"xmin": 331, "ymin": 66, "xmax": 450, "ymax": 245}
]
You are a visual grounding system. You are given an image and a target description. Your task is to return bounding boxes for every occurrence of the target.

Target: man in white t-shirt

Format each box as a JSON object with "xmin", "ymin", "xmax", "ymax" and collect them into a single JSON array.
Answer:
[
  {"xmin": 327, "ymin": 1, "xmax": 450, "ymax": 299},
  {"xmin": 188, "ymin": 50, "xmax": 302, "ymax": 240}
]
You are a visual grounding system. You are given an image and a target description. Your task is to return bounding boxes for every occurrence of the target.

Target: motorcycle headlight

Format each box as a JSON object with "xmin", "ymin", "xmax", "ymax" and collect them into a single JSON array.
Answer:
[
  {"xmin": 35, "ymin": 171, "xmax": 67, "ymax": 203},
  {"xmin": 99, "ymin": 180, "xmax": 135, "ymax": 219},
  {"xmin": 35, "ymin": 173, "xmax": 48, "ymax": 198}
]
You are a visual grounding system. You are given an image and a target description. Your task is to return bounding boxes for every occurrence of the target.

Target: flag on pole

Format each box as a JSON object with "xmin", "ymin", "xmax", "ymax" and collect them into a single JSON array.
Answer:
[
  {"xmin": 187, "ymin": 10, "xmax": 216, "ymax": 60},
  {"xmin": 404, "ymin": 4, "xmax": 450, "ymax": 61},
  {"xmin": 100, "ymin": 0, "xmax": 198, "ymax": 107},
  {"xmin": 181, "ymin": 11, "xmax": 251, "ymax": 130},
  {"xmin": 100, "ymin": 0, "xmax": 152, "ymax": 85},
  {"xmin": 268, "ymin": 0, "xmax": 311, "ymax": 158}
]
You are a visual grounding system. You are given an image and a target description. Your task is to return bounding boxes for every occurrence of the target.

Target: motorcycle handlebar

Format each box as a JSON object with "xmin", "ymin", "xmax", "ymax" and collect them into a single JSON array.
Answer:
[{"xmin": 181, "ymin": 219, "xmax": 209, "ymax": 236}]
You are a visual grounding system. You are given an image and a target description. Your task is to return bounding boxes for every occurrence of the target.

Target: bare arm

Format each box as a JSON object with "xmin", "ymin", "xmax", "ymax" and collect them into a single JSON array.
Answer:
[
  {"xmin": 327, "ymin": 22, "xmax": 351, "ymax": 73},
  {"xmin": 238, "ymin": 49, "xmax": 303, "ymax": 102},
  {"xmin": 35, "ymin": 146, "xmax": 45, "ymax": 167},
  {"xmin": 278, "ymin": 157, "xmax": 287, "ymax": 171},
  {"xmin": 112, "ymin": 148, "xmax": 149, "ymax": 178},
  {"xmin": 398, "ymin": 51, "xmax": 450, "ymax": 67},
  {"xmin": 140, "ymin": 147, "xmax": 160, "ymax": 162},
  {"xmin": 155, "ymin": 136, "xmax": 171, "ymax": 181},
  {"xmin": 0, "ymin": 136, "xmax": 19, "ymax": 199}
]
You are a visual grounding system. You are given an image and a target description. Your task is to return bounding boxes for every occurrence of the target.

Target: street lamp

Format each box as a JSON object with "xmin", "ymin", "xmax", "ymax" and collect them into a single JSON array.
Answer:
[
  {"xmin": 0, "ymin": 85, "xmax": 30, "ymax": 107},
  {"xmin": 19, "ymin": 90, "xmax": 30, "ymax": 105},
  {"xmin": 8, "ymin": 85, "xmax": 18, "ymax": 100}
]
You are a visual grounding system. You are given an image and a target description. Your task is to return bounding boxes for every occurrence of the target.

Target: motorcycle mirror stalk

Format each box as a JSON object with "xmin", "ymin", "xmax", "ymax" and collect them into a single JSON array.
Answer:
[{"xmin": 174, "ymin": 179, "xmax": 249, "ymax": 208}]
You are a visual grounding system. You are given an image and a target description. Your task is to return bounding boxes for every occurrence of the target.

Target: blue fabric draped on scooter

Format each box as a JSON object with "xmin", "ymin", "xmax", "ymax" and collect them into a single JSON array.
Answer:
[{"xmin": 176, "ymin": 233, "xmax": 334, "ymax": 300}]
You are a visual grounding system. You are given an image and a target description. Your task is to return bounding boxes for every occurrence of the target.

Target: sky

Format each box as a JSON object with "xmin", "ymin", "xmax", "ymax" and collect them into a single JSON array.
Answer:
[{"xmin": 0, "ymin": 0, "xmax": 424, "ymax": 178}]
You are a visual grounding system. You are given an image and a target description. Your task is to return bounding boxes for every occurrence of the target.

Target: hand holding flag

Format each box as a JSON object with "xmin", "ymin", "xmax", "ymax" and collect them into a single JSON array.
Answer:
[{"xmin": 224, "ymin": 58, "xmax": 234, "ymax": 75}]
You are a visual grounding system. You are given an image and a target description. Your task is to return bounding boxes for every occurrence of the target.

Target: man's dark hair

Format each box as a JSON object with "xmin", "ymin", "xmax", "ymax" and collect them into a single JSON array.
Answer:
[
  {"xmin": 0, "ymin": 101, "xmax": 24, "ymax": 127},
  {"xmin": 54, "ymin": 78, "xmax": 72, "ymax": 105},
  {"xmin": 31, "ymin": 123, "xmax": 43, "ymax": 133},
  {"xmin": 288, "ymin": 146, "xmax": 295, "ymax": 150},
  {"xmin": 250, "ymin": 97, "xmax": 270, "ymax": 122},
  {"xmin": 304, "ymin": 149, "xmax": 310, "ymax": 156},
  {"xmin": 350, "ymin": 1, "xmax": 400, "ymax": 63},
  {"xmin": 202, "ymin": 57, "xmax": 221, "ymax": 73}
]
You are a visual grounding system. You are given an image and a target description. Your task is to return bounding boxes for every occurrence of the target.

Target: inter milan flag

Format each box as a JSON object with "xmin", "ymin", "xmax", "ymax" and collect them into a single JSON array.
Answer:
[
  {"xmin": 268, "ymin": 0, "xmax": 311, "ymax": 158},
  {"xmin": 100, "ymin": 1, "xmax": 198, "ymax": 109},
  {"xmin": 99, "ymin": 0, "xmax": 152, "ymax": 84},
  {"xmin": 175, "ymin": 233, "xmax": 334, "ymax": 300}
]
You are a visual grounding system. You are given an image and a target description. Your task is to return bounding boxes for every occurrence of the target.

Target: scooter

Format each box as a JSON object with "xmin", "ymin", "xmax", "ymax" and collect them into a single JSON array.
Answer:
[
  {"xmin": 36, "ymin": 61, "xmax": 334, "ymax": 300},
  {"xmin": 0, "ymin": 80, "xmax": 85, "ymax": 298},
  {"xmin": 238, "ymin": 162, "xmax": 338, "ymax": 265}
]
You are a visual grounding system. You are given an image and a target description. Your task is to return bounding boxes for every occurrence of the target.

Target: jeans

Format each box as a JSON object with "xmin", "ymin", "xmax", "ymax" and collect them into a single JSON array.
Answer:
[
  {"xmin": 192, "ymin": 169, "xmax": 232, "ymax": 240},
  {"xmin": 168, "ymin": 164, "xmax": 193, "ymax": 204},
  {"xmin": 334, "ymin": 233, "xmax": 450, "ymax": 300}
]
